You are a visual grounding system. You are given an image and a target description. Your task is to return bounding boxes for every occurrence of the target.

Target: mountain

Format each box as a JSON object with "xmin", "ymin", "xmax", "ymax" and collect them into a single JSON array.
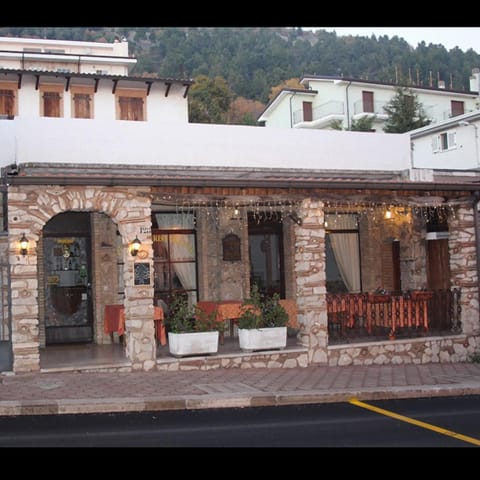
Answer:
[{"xmin": 1, "ymin": 26, "xmax": 478, "ymax": 112}]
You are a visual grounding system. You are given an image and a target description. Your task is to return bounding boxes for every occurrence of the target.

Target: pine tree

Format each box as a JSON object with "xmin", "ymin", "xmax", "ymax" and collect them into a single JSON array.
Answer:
[{"xmin": 383, "ymin": 87, "xmax": 431, "ymax": 133}]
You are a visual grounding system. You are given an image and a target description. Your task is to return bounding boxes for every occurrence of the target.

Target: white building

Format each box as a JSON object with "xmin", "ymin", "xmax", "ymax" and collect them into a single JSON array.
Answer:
[
  {"xmin": 258, "ymin": 74, "xmax": 480, "ymax": 132},
  {"xmin": 0, "ymin": 36, "xmax": 192, "ymax": 123}
]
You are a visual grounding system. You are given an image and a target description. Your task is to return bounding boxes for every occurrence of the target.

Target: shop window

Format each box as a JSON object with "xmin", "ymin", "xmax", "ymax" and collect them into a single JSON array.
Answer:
[{"xmin": 152, "ymin": 213, "xmax": 197, "ymax": 309}]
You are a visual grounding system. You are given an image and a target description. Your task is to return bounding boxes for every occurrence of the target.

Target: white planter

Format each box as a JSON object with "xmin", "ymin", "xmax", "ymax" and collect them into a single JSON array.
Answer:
[
  {"xmin": 168, "ymin": 331, "xmax": 219, "ymax": 357},
  {"xmin": 238, "ymin": 326, "xmax": 287, "ymax": 352}
]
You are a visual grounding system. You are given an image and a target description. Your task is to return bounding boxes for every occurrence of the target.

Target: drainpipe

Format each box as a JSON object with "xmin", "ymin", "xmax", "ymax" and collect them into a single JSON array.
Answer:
[
  {"xmin": 289, "ymin": 91, "xmax": 296, "ymax": 128},
  {"xmin": 345, "ymin": 81, "xmax": 352, "ymax": 130}
]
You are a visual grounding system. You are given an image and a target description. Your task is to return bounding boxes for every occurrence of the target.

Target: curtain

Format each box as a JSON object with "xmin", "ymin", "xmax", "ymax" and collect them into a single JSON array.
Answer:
[{"xmin": 326, "ymin": 214, "xmax": 361, "ymax": 293}]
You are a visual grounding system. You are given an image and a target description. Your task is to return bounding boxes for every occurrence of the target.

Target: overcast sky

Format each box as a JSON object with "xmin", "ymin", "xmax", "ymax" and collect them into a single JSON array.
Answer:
[{"xmin": 306, "ymin": 27, "xmax": 480, "ymax": 53}]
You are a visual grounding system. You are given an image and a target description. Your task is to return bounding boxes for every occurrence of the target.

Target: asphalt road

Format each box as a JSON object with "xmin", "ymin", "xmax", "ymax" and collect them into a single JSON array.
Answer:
[{"xmin": 1, "ymin": 395, "xmax": 479, "ymax": 447}]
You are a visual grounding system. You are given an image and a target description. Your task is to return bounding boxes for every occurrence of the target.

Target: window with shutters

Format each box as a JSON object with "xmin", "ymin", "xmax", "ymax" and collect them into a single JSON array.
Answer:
[
  {"xmin": 451, "ymin": 100, "xmax": 464, "ymax": 117},
  {"xmin": 71, "ymin": 87, "xmax": 94, "ymax": 119},
  {"xmin": 302, "ymin": 101, "xmax": 313, "ymax": 122},
  {"xmin": 40, "ymin": 85, "xmax": 63, "ymax": 118},
  {"xmin": 0, "ymin": 82, "xmax": 17, "ymax": 117},
  {"xmin": 432, "ymin": 131, "xmax": 457, "ymax": 153},
  {"xmin": 362, "ymin": 91, "xmax": 374, "ymax": 113},
  {"xmin": 115, "ymin": 89, "xmax": 146, "ymax": 121}
]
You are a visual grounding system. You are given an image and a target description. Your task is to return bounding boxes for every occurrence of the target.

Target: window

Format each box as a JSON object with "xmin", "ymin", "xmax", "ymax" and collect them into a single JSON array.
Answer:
[
  {"xmin": 248, "ymin": 213, "xmax": 285, "ymax": 298},
  {"xmin": 116, "ymin": 88, "xmax": 146, "ymax": 121},
  {"xmin": 362, "ymin": 91, "xmax": 374, "ymax": 113},
  {"xmin": 153, "ymin": 213, "xmax": 197, "ymax": 308},
  {"xmin": 40, "ymin": 85, "xmax": 63, "ymax": 117},
  {"xmin": 302, "ymin": 101, "xmax": 313, "ymax": 122},
  {"xmin": 432, "ymin": 131, "xmax": 457, "ymax": 152},
  {"xmin": 325, "ymin": 214, "xmax": 361, "ymax": 293},
  {"xmin": 0, "ymin": 82, "xmax": 17, "ymax": 117},
  {"xmin": 71, "ymin": 86, "xmax": 94, "ymax": 119},
  {"xmin": 451, "ymin": 100, "xmax": 464, "ymax": 117}
]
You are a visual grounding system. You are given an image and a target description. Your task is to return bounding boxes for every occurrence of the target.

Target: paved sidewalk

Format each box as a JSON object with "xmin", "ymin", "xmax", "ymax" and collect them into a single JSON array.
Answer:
[{"xmin": 1, "ymin": 362, "xmax": 480, "ymax": 416}]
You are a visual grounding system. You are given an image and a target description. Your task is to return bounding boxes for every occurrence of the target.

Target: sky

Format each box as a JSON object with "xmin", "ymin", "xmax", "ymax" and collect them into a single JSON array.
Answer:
[{"xmin": 307, "ymin": 27, "xmax": 480, "ymax": 53}]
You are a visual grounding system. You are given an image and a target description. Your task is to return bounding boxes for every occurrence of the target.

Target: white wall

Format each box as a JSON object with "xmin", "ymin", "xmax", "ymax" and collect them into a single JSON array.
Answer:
[
  {"xmin": 0, "ymin": 117, "xmax": 411, "ymax": 171},
  {"xmin": 412, "ymin": 123, "xmax": 480, "ymax": 169},
  {"xmin": 13, "ymin": 77, "xmax": 188, "ymax": 123}
]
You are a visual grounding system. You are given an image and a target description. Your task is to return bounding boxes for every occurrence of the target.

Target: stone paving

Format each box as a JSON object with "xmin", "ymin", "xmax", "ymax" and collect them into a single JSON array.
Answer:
[{"xmin": 1, "ymin": 361, "xmax": 480, "ymax": 416}]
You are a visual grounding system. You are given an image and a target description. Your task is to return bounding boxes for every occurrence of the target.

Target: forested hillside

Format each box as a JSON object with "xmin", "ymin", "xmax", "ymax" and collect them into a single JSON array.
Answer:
[{"xmin": 1, "ymin": 26, "xmax": 479, "ymax": 124}]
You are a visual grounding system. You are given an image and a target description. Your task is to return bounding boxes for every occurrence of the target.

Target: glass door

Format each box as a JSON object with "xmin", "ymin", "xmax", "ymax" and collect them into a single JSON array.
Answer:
[{"xmin": 43, "ymin": 212, "xmax": 93, "ymax": 344}]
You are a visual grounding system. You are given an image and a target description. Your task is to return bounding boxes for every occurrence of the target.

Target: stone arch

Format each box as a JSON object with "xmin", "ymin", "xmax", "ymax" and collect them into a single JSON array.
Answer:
[{"xmin": 8, "ymin": 185, "xmax": 155, "ymax": 373}]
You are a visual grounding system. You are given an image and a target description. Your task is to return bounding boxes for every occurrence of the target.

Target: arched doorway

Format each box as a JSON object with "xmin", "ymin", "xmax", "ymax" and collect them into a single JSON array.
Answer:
[{"xmin": 42, "ymin": 212, "xmax": 93, "ymax": 344}]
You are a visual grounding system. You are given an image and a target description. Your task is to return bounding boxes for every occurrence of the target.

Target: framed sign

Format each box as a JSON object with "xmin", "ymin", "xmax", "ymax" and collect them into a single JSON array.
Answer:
[
  {"xmin": 134, "ymin": 262, "xmax": 150, "ymax": 285},
  {"xmin": 222, "ymin": 233, "xmax": 241, "ymax": 261}
]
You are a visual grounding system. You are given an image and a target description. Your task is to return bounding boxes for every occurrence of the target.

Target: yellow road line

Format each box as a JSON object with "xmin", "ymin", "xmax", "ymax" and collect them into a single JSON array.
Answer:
[{"xmin": 349, "ymin": 397, "xmax": 480, "ymax": 447}]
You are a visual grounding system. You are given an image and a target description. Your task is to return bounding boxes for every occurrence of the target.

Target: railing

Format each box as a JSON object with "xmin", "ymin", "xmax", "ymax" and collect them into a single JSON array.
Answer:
[
  {"xmin": 327, "ymin": 289, "xmax": 461, "ymax": 342},
  {"xmin": 352, "ymin": 99, "xmax": 388, "ymax": 116},
  {"xmin": 293, "ymin": 100, "xmax": 344, "ymax": 125}
]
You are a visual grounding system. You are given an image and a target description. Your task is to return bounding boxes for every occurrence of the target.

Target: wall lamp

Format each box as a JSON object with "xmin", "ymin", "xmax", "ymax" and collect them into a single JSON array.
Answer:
[
  {"xmin": 19, "ymin": 233, "xmax": 29, "ymax": 256},
  {"xmin": 130, "ymin": 236, "xmax": 142, "ymax": 256}
]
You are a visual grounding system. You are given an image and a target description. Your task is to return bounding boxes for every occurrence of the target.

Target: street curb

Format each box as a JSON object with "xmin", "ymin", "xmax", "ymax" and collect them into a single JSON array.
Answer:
[{"xmin": 1, "ymin": 384, "xmax": 480, "ymax": 416}]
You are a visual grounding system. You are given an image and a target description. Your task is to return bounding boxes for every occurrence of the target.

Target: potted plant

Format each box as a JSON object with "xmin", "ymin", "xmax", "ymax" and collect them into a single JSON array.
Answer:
[
  {"xmin": 237, "ymin": 284, "xmax": 289, "ymax": 352},
  {"xmin": 166, "ymin": 293, "xmax": 223, "ymax": 357}
]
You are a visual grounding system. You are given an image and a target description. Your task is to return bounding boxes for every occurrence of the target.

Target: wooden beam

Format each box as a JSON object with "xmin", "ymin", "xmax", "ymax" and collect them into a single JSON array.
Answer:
[{"xmin": 164, "ymin": 82, "xmax": 171, "ymax": 97}]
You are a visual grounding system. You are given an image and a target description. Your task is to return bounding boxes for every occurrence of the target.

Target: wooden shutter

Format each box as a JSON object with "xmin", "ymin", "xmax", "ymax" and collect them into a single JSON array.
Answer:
[
  {"xmin": 119, "ymin": 96, "xmax": 144, "ymax": 121},
  {"xmin": 431, "ymin": 135, "xmax": 440, "ymax": 152},
  {"xmin": 73, "ymin": 93, "xmax": 91, "ymax": 119},
  {"xmin": 302, "ymin": 101, "xmax": 312, "ymax": 122},
  {"xmin": 451, "ymin": 100, "xmax": 464, "ymax": 117},
  {"xmin": 43, "ymin": 91, "xmax": 61, "ymax": 117},
  {"xmin": 362, "ymin": 91, "xmax": 374, "ymax": 113},
  {"xmin": 0, "ymin": 89, "xmax": 14, "ymax": 116}
]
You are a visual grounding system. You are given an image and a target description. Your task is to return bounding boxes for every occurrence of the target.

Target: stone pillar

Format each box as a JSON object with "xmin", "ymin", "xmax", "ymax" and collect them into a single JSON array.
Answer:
[
  {"xmin": 449, "ymin": 201, "xmax": 480, "ymax": 335},
  {"xmin": 295, "ymin": 198, "xmax": 327, "ymax": 365}
]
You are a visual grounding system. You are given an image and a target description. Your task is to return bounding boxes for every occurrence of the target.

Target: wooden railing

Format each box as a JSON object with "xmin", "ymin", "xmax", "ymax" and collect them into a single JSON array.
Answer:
[{"xmin": 327, "ymin": 289, "xmax": 461, "ymax": 341}]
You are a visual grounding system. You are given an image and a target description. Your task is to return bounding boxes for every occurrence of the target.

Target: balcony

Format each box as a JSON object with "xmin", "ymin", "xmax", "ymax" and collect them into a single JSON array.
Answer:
[
  {"xmin": 352, "ymin": 99, "xmax": 388, "ymax": 121},
  {"xmin": 293, "ymin": 101, "xmax": 344, "ymax": 128}
]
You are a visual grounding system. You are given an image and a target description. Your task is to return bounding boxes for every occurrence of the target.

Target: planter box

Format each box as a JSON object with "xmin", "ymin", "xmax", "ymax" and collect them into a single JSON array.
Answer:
[
  {"xmin": 168, "ymin": 331, "xmax": 219, "ymax": 357},
  {"xmin": 238, "ymin": 326, "xmax": 287, "ymax": 352}
]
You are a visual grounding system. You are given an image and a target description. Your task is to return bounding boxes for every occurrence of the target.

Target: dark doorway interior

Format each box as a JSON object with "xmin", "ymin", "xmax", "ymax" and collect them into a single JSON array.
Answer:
[{"xmin": 43, "ymin": 212, "xmax": 93, "ymax": 344}]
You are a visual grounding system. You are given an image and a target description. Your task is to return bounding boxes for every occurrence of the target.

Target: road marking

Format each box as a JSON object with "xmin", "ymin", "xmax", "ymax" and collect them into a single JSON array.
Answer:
[{"xmin": 349, "ymin": 397, "xmax": 480, "ymax": 446}]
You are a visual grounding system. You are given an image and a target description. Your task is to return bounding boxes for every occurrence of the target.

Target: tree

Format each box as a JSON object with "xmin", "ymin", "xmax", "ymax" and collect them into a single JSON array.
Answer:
[
  {"xmin": 227, "ymin": 96, "xmax": 265, "ymax": 125},
  {"xmin": 268, "ymin": 78, "xmax": 304, "ymax": 102},
  {"xmin": 329, "ymin": 116, "xmax": 376, "ymax": 132},
  {"xmin": 188, "ymin": 75, "xmax": 232, "ymax": 124},
  {"xmin": 383, "ymin": 87, "xmax": 431, "ymax": 133}
]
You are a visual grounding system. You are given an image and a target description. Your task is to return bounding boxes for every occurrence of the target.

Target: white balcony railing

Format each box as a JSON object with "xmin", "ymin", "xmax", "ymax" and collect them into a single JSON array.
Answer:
[{"xmin": 293, "ymin": 100, "xmax": 344, "ymax": 125}]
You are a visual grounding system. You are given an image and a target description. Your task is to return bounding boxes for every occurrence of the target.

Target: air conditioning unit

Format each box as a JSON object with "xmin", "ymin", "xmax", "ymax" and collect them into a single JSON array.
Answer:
[{"xmin": 425, "ymin": 231, "xmax": 449, "ymax": 240}]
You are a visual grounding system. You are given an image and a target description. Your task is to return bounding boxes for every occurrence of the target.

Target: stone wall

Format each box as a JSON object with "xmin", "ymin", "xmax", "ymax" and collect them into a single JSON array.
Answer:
[
  {"xmin": 328, "ymin": 334, "xmax": 480, "ymax": 366},
  {"xmin": 8, "ymin": 185, "xmax": 156, "ymax": 373}
]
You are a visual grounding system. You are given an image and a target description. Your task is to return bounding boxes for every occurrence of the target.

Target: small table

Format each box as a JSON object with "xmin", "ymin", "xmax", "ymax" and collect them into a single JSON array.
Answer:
[
  {"xmin": 196, "ymin": 300, "xmax": 245, "ymax": 344},
  {"xmin": 104, "ymin": 304, "xmax": 166, "ymax": 345}
]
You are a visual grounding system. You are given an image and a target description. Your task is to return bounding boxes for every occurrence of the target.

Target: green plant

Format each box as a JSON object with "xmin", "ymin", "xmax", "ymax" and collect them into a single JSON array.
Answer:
[
  {"xmin": 469, "ymin": 349, "xmax": 480, "ymax": 363},
  {"xmin": 166, "ymin": 293, "xmax": 224, "ymax": 333},
  {"xmin": 237, "ymin": 284, "xmax": 288, "ymax": 329}
]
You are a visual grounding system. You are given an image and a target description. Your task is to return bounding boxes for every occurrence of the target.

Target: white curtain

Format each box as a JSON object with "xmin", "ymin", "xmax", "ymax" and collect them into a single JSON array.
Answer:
[
  {"xmin": 326, "ymin": 214, "xmax": 361, "ymax": 293},
  {"xmin": 155, "ymin": 213, "xmax": 197, "ymax": 304},
  {"xmin": 169, "ymin": 234, "xmax": 197, "ymax": 304}
]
